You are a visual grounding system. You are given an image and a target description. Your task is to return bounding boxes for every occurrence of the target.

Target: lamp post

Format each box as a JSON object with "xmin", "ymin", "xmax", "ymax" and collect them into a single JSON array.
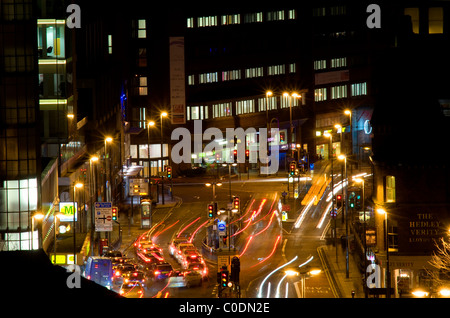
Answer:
[
  {"xmin": 283, "ymin": 92, "xmax": 300, "ymax": 159},
  {"xmin": 338, "ymin": 154, "xmax": 349, "ymax": 278},
  {"xmin": 160, "ymin": 111, "xmax": 168, "ymax": 205},
  {"xmin": 299, "ymin": 268, "xmax": 322, "ymax": 298},
  {"xmin": 53, "ymin": 212, "xmax": 63, "ymax": 262},
  {"xmin": 324, "ymin": 131, "xmax": 338, "ymax": 262},
  {"xmin": 73, "ymin": 182, "xmax": 83, "ymax": 269},
  {"xmin": 344, "ymin": 109, "xmax": 352, "ymax": 156},
  {"xmin": 31, "ymin": 212, "xmax": 44, "ymax": 250},
  {"xmin": 104, "ymin": 136, "xmax": 113, "ymax": 202},
  {"xmin": 222, "ymin": 163, "xmax": 237, "ymax": 202},
  {"xmin": 147, "ymin": 120, "xmax": 155, "ymax": 201},
  {"xmin": 89, "ymin": 156, "xmax": 98, "ymax": 256},
  {"xmin": 377, "ymin": 208, "xmax": 391, "ymax": 298},
  {"xmin": 354, "ymin": 177, "xmax": 367, "ymax": 298}
]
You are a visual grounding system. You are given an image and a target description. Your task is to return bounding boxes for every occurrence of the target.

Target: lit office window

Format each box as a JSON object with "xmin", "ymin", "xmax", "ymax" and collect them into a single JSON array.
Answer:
[
  {"xmin": 313, "ymin": 7, "xmax": 326, "ymax": 17},
  {"xmin": 267, "ymin": 64, "xmax": 285, "ymax": 76},
  {"xmin": 429, "ymin": 7, "xmax": 443, "ymax": 34},
  {"xmin": 351, "ymin": 82, "xmax": 367, "ymax": 96},
  {"xmin": 314, "ymin": 59, "xmax": 327, "ymax": 70},
  {"xmin": 188, "ymin": 75, "xmax": 195, "ymax": 85},
  {"xmin": 330, "ymin": 5, "xmax": 346, "ymax": 16},
  {"xmin": 222, "ymin": 69, "xmax": 241, "ymax": 81},
  {"xmin": 187, "ymin": 17, "xmax": 194, "ymax": 28},
  {"xmin": 213, "ymin": 102, "xmax": 232, "ymax": 118},
  {"xmin": 331, "ymin": 85, "xmax": 347, "ymax": 99},
  {"xmin": 314, "ymin": 88, "xmax": 327, "ymax": 101},
  {"xmin": 288, "ymin": 9, "xmax": 296, "ymax": 19},
  {"xmin": 138, "ymin": 19, "xmax": 146, "ymax": 38},
  {"xmin": 139, "ymin": 107, "xmax": 146, "ymax": 128},
  {"xmin": 221, "ymin": 14, "xmax": 240, "ymax": 25},
  {"xmin": 244, "ymin": 12, "xmax": 263, "ymax": 23},
  {"xmin": 385, "ymin": 176, "xmax": 396, "ymax": 202},
  {"xmin": 330, "ymin": 57, "xmax": 346, "ymax": 68},
  {"xmin": 289, "ymin": 63, "xmax": 296, "ymax": 73},
  {"xmin": 267, "ymin": 10, "xmax": 285, "ymax": 21},
  {"xmin": 258, "ymin": 96, "xmax": 277, "ymax": 111},
  {"xmin": 245, "ymin": 67, "xmax": 263, "ymax": 78},
  {"xmin": 139, "ymin": 76, "xmax": 148, "ymax": 95},
  {"xmin": 236, "ymin": 99, "xmax": 255, "ymax": 115},
  {"xmin": 198, "ymin": 16, "xmax": 217, "ymax": 27},
  {"xmin": 281, "ymin": 95, "xmax": 300, "ymax": 109},
  {"xmin": 404, "ymin": 8, "xmax": 419, "ymax": 34},
  {"xmin": 107, "ymin": 35, "xmax": 112, "ymax": 54},
  {"xmin": 199, "ymin": 72, "xmax": 218, "ymax": 84}
]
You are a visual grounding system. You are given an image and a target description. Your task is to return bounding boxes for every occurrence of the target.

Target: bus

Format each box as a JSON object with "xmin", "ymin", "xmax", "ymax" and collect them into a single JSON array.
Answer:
[{"xmin": 84, "ymin": 256, "xmax": 113, "ymax": 289}]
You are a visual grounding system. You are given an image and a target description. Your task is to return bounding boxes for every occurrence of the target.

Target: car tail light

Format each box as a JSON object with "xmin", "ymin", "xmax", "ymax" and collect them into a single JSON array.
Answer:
[
  {"xmin": 133, "ymin": 272, "xmax": 138, "ymax": 277},
  {"xmin": 115, "ymin": 271, "xmax": 121, "ymax": 277},
  {"xmin": 87, "ymin": 275, "xmax": 91, "ymax": 280},
  {"xmin": 154, "ymin": 270, "xmax": 161, "ymax": 275}
]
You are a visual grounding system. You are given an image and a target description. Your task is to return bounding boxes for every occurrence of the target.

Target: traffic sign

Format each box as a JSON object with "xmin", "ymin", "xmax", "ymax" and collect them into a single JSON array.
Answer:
[
  {"xmin": 330, "ymin": 208, "xmax": 337, "ymax": 218},
  {"xmin": 95, "ymin": 202, "xmax": 113, "ymax": 232},
  {"xmin": 218, "ymin": 221, "xmax": 226, "ymax": 236}
]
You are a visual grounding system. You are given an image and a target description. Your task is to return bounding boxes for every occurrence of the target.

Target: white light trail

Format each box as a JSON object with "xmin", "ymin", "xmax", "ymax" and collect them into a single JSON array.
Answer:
[
  {"xmin": 294, "ymin": 196, "xmax": 315, "ymax": 229},
  {"xmin": 257, "ymin": 255, "xmax": 298, "ymax": 298}
]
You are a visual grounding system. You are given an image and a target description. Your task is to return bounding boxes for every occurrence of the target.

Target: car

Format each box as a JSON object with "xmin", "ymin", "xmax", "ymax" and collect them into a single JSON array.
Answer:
[
  {"xmin": 169, "ymin": 237, "xmax": 189, "ymax": 255},
  {"xmin": 184, "ymin": 271, "xmax": 203, "ymax": 288},
  {"xmin": 123, "ymin": 270, "xmax": 147, "ymax": 285},
  {"xmin": 119, "ymin": 281, "xmax": 145, "ymax": 298},
  {"xmin": 137, "ymin": 250, "xmax": 165, "ymax": 264},
  {"xmin": 167, "ymin": 269, "xmax": 203, "ymax": 288},
  {"xmin": 103, "ymin": 250, "xmax": 123, "ymax": 261},
  {"xmin": 174, "ymin": 243, "xmax": 196, "ymax": 262},
  {"xmin": 153, "ymin": 263, "xmax": 173, "ymax": 281},
  {"xmin": 113, "ymin": 263, "xmax": 137, "ymax": 285},
  {"xmin": 179, "ymin": 249, "xmax": 203, "ymax": 267},
  {"xmin": 186, "ymin": 262, "xmax": 208, "ymax": 278}
]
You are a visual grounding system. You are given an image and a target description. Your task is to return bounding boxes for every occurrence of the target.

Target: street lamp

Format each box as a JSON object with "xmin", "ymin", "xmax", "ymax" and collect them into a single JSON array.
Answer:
[
  {"xmin": 89, "ymin": 156, "xmax": 99, "ymax": 256},
  {"xmin": 160, "ymin": 112, "xmax": 168, "ymax": 205},
  {"xmin": 31, "ymin": 212, "xmax": 44, "ymax": 250},
  {"xmin": 354, "ymin": 177, "xmax": 367, "ymax": 298},
  {"xmin": 104, "ymin": 136, "xmax": 113, "ymax": 202},
  {"xmin": 147, "ymin": 120, "xmax": 156, "ymax": 200},
  {"xmin": 324, "ymin": 131, "xmax": 338, "ymax": 261},
  {"xmin": 283, "ymin": 92, "xmax": 300, "ymax": 159},
  {"xmin": 338, "ymin": 154, "xmax": 350, "ymax": 278},
  {"xmin": 73, "ymin": 182, "xmax": 83, "ymax": 269},
  {"xmin": 344, "ymin": 109, "xmax": 352, "ymax": 156},
  {"xmin": 377, "ymin": 208, "xmax": 391, "ymax": 298}
]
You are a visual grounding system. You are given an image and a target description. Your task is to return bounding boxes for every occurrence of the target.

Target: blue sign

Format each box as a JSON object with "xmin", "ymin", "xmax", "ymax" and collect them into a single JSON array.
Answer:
[
  {"xmin": 95, "ymin": 202, "xmax": 112, "ymax": 209},
  {"xmin": 217, "ymin": 221, "xmax": 226, "ymax": 232}
]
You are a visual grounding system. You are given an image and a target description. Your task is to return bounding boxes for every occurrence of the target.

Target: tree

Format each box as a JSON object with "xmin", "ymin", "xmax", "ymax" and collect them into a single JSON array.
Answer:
[{"xmin": 427, "ymin": 238, "xmax": 450, "ymax": 286}]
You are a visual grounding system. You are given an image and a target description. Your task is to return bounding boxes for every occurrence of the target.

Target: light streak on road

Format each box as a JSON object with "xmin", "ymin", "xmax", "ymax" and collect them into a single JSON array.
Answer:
[
  {"xmin": 253, "ymin": 210, "xmax": 277, "ymax": 237},
  {"xmin": 232, "ymin": 198, "xmax": 255, "ymax": 224},
  {"xmin": 252, "ymin": 198, "xmax": 267, "ymax": 219},
  {"xmin": 188, "ymin": 219, "xmax": 209, "ymax": 243},
  {"xmin": 294, "ymin": 196, "xmax": 315, "ymax": 229},
  {"xmin": 275, "ymin": 273, "xmax": 288, "ymax": 298},
  {"xmin": 251, "ymin": 235, "xmax": 281, "ymax": 268},
  {"xmin": 233, "ymin": 210, "xmax": 257, "ymax": 237},
  {"xmin": 285, "ymin": 282, "xmax": 289, "ymax": 298},
  {"xmin": 152, "ymin": 220, "xmax": 180, "ymax": 239},
  {"xmin": 298, "ymin": 255, "xmax": 314, "ymax": 268},
  {"xmin": 238, "ymin": 235, "xmax": 253, "ymax": 257},
  {"xmin": 316, "ymin": 201, "xmax": 332, "ymax": 229},
  {"xmin": 177, "ymin": 216, "xmax": 201, "ymax": 238},
  {"xmin": 257, "ymin": 255, "xmax": 298, "ymax": 298}
]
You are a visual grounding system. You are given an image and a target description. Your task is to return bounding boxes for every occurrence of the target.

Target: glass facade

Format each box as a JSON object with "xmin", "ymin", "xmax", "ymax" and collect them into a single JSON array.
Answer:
[{"xmin": 0, "ymin": 0, "xmax": 41, "ymax": 250}]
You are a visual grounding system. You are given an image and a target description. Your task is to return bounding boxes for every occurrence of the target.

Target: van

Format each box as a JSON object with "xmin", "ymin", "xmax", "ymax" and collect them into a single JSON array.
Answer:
[{"xmin": 84, "ymin": 256, "xmax": 113, "ymax": 289}]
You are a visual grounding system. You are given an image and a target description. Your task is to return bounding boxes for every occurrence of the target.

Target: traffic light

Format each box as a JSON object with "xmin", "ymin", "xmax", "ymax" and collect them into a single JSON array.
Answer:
[
  {"xmin": 166, "ymin": 166, "xmax": 172, "ymax": 179},
  {"xmin": 280, "ymin": 131, "xmax": 286, "ymax": 143},
  {"xmin": 233, "ymin": 149, "xmax": 238, "ymax": 162},
  {"xmin": 289, "ymin": 161, "xmax": 296, "ymax": 176},
  {"xmin": 245, "ymin": 149, "xmax": 249, "ymax": 161},
  {"xmin": 112, "ymin": 206, "xmax": 118, "ymax": 221},
  {"xmin": 208, "ymin": 203, "xmax": 214, "ymax": 218},
  {"xmin": 336, "ymin": 194, "xmax": 343, "ymax": 208},
  {"xmin": 233, "ymin": 196, "xmax": 240, "ymax": 211},
  {"xmin": 220, "ymin": 267, "xmax": 229, "ymax": 288},
  {"xmin": 356, "ymin": 193, "xmax": 362, "ymax": 209},
  {"xmin": 231, "ymin": 256, "xmax": 240, "ymax": 284}
]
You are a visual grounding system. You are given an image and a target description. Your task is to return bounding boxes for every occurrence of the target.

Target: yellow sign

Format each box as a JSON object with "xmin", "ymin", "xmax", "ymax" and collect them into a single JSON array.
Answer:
[
  {"xmin": 59, "ymin": 202, "xmax": 78, "ymax": 221},
  {"xmin": 51, "ymin": 254, "xmax": 66, "ymax": 264}
]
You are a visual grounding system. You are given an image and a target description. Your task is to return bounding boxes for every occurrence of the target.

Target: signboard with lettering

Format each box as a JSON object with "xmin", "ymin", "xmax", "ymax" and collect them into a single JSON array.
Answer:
[
  {"xmin": 94, "ymin": 202, "xmax": 113, "ymax": 232},
  {"xmin": 59, "ymin": 202, "xmax": 78, "ymax": 222}
]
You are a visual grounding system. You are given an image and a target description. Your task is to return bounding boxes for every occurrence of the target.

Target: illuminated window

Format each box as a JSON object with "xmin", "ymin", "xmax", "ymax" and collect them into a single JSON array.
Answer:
[
  {"xmin": 314, "ymin": 59, "xmax": 326, "ymax": 70},
  {"xmin": 188, "ymin": 75, "xmax": 195, "ymax": 85},
  {"xmin": 258, "ymin": 96, "xmax": 277, "ymax": 111},
  {"xmin": 212, "ymin": 102, "xmax": 232, "ymax": 118},
  {"xmin": 138, "ymin": 107, "xmax": 146, "ymax": 128},
  {"xmin": 108, "ymin": 35, "xmax": 112, "ymax": 54},
  {"xmin": 267, "ymin": 10, "xmax": 285, "ymax": 21},
  {"xmin": 199, "ymin": 72, "xmax": 218, "ymax": 84},
  {"xmin": 351, "ymin": 82, "xmax": 367, "ymax": 96},
  {"xmin": 138, "ymin": 19, "xmax": 146, "ymax": 38},
  {"xmin": 281, "ymin": 95, "xmax": 300, "ymax": 109},
  {"xmin": 221, "ymin": 14, "xmax": 240, "ymax": 25},
  {"xmin": 222, "ymin": 69, "xmax": 241, "ymax": 81},
  {"xmin": 314, "ymin": 88, "xmax": 327, "ymax": 102},
  {"xmin": 138, "ymin": 76, "xmax": 147, "ymax": 95},
  {"xmin": 385, "ymin": 176, "xmax": 396, "ymax": 203},
  {"xmin": 289, "ymin": 63, "xmax": 296, "ymax": 73},
  {"xmin": 404, "ymin": 8, "xmax": 419, "ymax": 34},
  {"xmin": 236, "ymin": 99, "xmax": 255, "ymax": 115},
  {"xmin": 198, "ymin": 16, "xmax": 217, "ymax": 27},
  {"xmin": 330, "ymin": 57, "xmax": 346, "ymax": 68},
  {"xmin": 428, "ymin": 7, "xmax": 443, "ymax": 34},
  {"xmin": 187, "ymin": 17, "xmax": 194, "ymax": 28},
  {"xmin": 244, "ymin": 12, "xmax": 263, "ymax": 23},
  {"xmin": 288, "ymin": 9, "xmax": 296, "ymax": 19},
  {"xmin": 331, "ymin": 85, "xmax": 347, "ymax": 99},
  {"xmin": 267, "ymin": 64, "xmax": 285, "ymax": 76},
  {"xmin": 245, "ymin": 67, "xmax": 263, "ymax": 78}
]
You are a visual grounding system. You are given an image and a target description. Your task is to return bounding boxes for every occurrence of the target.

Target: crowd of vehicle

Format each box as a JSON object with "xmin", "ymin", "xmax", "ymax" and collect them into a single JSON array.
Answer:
[{"xmin": 82, "ymin": 231, "xmax": 210, "ymax": 298}]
